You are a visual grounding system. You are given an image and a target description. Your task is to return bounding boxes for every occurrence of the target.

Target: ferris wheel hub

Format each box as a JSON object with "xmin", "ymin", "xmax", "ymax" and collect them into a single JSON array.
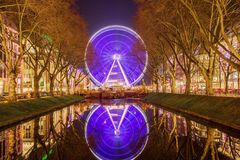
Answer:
[
  {"xmin": 114, "ymin": 129, "xmax": 120, "ymax": 136},
  {"xmin": 113, "ymin": 54, "xmax": 121, "ymax": 60}
]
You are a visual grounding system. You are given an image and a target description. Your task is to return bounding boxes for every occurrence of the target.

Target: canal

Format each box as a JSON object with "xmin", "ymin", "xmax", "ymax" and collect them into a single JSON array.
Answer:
[{"xmin": 0, "ymin": 99, "xmax": 239, "ymax": 160}]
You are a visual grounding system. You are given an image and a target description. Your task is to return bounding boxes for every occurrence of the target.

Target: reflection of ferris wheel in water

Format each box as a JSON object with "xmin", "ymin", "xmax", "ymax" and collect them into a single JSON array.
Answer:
[
  {"xmin": 85, "ymin": 25, "xmax": 148, "ymax": 87},
  {"xmin": 85, "ymin": 104, "xmax": 149, "ymax": 160}
]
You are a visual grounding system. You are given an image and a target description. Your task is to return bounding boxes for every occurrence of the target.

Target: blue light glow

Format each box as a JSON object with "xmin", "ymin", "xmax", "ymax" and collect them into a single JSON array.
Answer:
[
  {"xmin": 85, "ymin": 25, "xmax": 148, "ymax": 87},
  {"xmin": 85, "ymin": 104, "xmax": 149, "ymax": 160}
]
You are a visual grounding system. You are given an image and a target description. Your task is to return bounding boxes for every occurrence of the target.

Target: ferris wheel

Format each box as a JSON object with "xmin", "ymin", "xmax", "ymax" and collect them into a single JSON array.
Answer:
[
  {"xmin": 85, "ymin": 25, "xmax": 148, "ymax": 87},
  {"xmin": 85, "ymin": 104, "xmax": 149, "ymax": 160}
]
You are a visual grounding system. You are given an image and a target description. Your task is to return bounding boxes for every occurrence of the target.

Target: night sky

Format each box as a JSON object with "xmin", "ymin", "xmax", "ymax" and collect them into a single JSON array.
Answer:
[{"xmin": 74, "ymin": 0, "xmax": 137, "ymax": 35}]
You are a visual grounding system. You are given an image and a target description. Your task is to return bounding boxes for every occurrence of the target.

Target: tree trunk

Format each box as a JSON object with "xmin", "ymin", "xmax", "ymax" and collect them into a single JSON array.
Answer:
[
  {"xmin": 200, "ymin": 128, "xmax": 215, "ymax": 160},
  {"xmin": 154, "ymin": 107, "xmax": 159, "ymax": 125},
  {"xmin": 238, "ymin": 72, "xmax": 240, "ymax": 90},
  {"xmin": 66, "ymin": 77, "xmax": 70, "ymax": 95},
  {"xmin": 225, "ymin": 75, "xmax": 229, "ymax": 94},
  {"xmin": 73, "ymin": 86, "xmax": 76, "ymax": 95},
  {"xmin": 185, "ymin": 74, "xmax": 191, "ymax": 95},
  {"xmin": 73, "ymin": 81, "xmax": 76, "ymax": 95},
  {"xmin": 171, "ymin": 78, "xmax": 176, "ymax": 93},
  {"xmin": 8, "ymin": 72, "xmax": 17, "ymax": 102},
  {"xmin": 162, "ymin": 63, "xmax": 167, "ymax": 93},
  {"xmin": 49, "ymin": 77, "xmax": 54, "ymax": 96},
  {"xmin": 60, "ymin": 80, "xmax": 63, "ymax": 95},
  {"xmin": 185, "ymin": 120, "xmax": 196, "ymax": 159},
  {"xmin": 205, "ymin": 77, "xmax": 213, "ymax": 96},
  {"xmin": 162, "ymin": 76, "xmax": 166, "ymax": 93},
  {"xmin": 155, "ymin": 79, "xmax": 159, "ymax": 92},
  {"xmin": 33, "ymin": 76, "xmax": 40, "ymax": 98},
  {"xmin": 33, "ymin": 118, "xmax": 40, "ymax": 149},
  {"xmin": 8, "ymin": 127, "xmax": 16, "ymax": 159},
  {"xmin": 154, "ymin": 68, "xmax": 159, "ymax": 92},
  {"xmin": 219, "ymin": 68, "xmax": 222, "ymax": 90}
]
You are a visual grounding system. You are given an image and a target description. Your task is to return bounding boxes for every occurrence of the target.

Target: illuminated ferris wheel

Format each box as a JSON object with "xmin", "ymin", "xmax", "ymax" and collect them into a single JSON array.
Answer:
[
  {"xmin": 85, "ymin": 104, "xmax": 149, "ymax": 160},
  {"xmin": 85, "ymin": 25, "xmax": 148, "ymax": 87}
]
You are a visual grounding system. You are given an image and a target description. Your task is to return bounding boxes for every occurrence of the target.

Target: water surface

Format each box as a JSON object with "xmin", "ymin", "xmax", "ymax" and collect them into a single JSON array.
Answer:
[{"xmin": 0, "ymin": 99, "xmax": 239, "ymax": 160}]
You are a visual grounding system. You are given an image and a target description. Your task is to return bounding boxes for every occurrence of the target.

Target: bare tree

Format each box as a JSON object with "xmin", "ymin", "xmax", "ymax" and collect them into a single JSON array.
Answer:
[
  {"xmin": 219, "ymin": 55, "xmax": 236, "ymax": 94},
  {"xmin": 180, "ymin": 0, "xmax": 230, "ymax": 95},
  {"xmin": 33, "ymin": 0, "xmax": 87, "ymax": 96},
  {"xmin": 135, "ymin": 0, "xmax": 196, "ymax": 94},
  {"xmin": 212, "ymin": 0, "xmax": 240, "ymax": 71},
  {"xmin": 0, "ymin": 0, "xmax": 41, "ymax": 101}
]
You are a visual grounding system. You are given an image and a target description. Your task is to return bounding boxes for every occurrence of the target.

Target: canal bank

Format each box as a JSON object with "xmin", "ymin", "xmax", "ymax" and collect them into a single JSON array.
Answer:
[
  {"xmin": 144, "ymin": 93, "xmax": 240, "ymax": 133},
  {"xmin": 0, "ymin": 95, "xmax": 84, "ymax": 130},
  {"xmin": 0, "ymin": 98, "xmax": 239, "ymax": 160}
]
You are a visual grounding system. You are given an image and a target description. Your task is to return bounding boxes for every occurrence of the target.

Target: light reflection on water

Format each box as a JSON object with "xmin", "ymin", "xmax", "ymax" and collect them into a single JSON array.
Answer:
[
  {"xmin": 0, "ymin": 99, "xmax": 238, "ymax": 160},
  {"xmin": 85, "ymin": 104, "xmax": 149, "ymax": 160}
]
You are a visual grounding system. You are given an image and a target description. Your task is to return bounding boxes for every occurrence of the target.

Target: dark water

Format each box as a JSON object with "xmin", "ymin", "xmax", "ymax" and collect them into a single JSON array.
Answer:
[{"xmin": 0, "ymin": 99, "xmax": 239, "ymax": 160}]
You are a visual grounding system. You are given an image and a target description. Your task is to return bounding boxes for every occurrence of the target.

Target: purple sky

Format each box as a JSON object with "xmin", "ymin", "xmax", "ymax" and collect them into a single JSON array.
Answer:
[{"xmin": 74, "ymin": 0, "xmax": 137, "ymax": 35}]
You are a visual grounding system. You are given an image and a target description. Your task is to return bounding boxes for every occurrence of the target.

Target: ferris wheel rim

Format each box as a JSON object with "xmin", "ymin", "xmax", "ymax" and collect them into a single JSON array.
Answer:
[{"xmin": 85, "ymin": 25, "xmax": 148, "ymax": 87}]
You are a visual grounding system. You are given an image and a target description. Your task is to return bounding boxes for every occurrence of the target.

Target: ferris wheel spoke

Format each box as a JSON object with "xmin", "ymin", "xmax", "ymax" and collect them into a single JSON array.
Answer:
[
  {"xmin": 104, "ymin": 60, "xmax": 116, "ymax": 85},
  {"xmin": 121, "ymin": 65, "xmax": 139, "ymax": 83},
  {"xmin": 105, "ymin": 107, "xmax": 117, "ymax": 130},
  {"xmin": 104, "ymin": 45, "xmax": 114, "ymax": 53},
  {"xmin": 100, "ymin": 56, "xmax": 114, "ymax": 63},
  {"xmin": 120, "ymin": 48, "xmax": 129, "ymax": 55},
  {"xmin": 102, "ymin": 51, "xmax": 111, "ymax": 56},
  {"xmin": 101, "ymin": 55, "xmax": 113, "ymax": 62},
  {"xmin": 116, "ymin": 60, "xmax": 130, "ymax": 86},
  {"xmin": 117, "ymin": 106, "xmax": 129, "ymax": 130}
]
